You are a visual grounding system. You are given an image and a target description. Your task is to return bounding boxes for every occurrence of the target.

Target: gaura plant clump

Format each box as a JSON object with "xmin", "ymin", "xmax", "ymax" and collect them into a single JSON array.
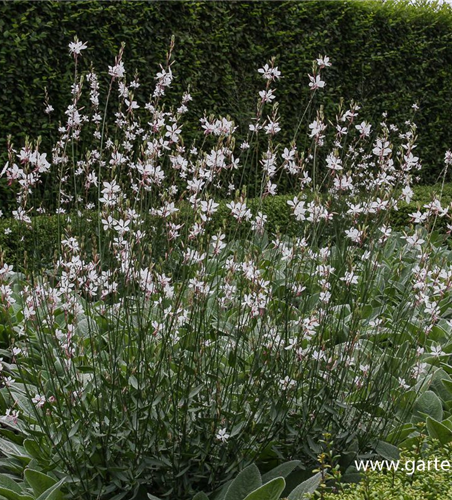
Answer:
[{"xmin": 0, "ymin": 37, "xmax": 452, "ymax": 499}]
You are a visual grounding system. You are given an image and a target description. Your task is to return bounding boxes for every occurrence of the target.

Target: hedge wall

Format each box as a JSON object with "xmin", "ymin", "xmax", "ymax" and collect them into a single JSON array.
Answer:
[{"xmin": 1, "ymin": 0, "xmax": 452, "ymax": 192}]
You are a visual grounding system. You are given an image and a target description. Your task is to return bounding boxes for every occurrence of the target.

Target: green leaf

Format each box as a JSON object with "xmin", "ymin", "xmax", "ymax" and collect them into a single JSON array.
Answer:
[
  {"xmin": 24, "ymin": 470, "xmax": 56, "ymax": 497},
  {"xmin": 386, "ymin": 424, "xmax": 416, "ymax": 444},
  {"xmin": 287, "ymin": 472, "xmax": 321, "ymax": 500},
  {"xmin": 442, "ymin": 417, "xmax": 452, "ymax": 431},
  {"xmin": 261, "ymin": 461, "xmax": 300, "ymax": 484},
  {"xmin": 441, "ymin": 378, "xmax": 452, "ymax": 396},
  {"xmin": 0, "ymin": 475, "xmax": 22, "ymax": 494},
  {"xmin": 35, "ymin": 478, "xmax": 66, "ymax": 500},
  {"xmin": 426, "ymin": 417, "xmax": 452, "ymax": 445},
  {"xmin": 212, "ymin": 479, "xmax": 233, "ymax": 500},
  {"xmin": 188, "ymin": 384, "xmax": 204, "ymax": 399},
  {"xmin": 412, "ymin": 391, "xmax": 443, "ymax": 422},
  {"xmin": 0, "ymin": 438, "xmax": 30, "ymax": 464},
  {"xmin": 225, "ymin": 465, "xmax": 262, "ymax": 500},
  {"xmin": 193, "ymin": 493, "xmax": 209, "ymax": 500},
  {"xmin": 68, "ymin": 421, "xmax": 80, "ymax": 439},
  {"xmin": 243, "ymin": 478, "xmax": 285, "ymax": 500},
  {"xmin": 23, "ymin": 440, "xmax": 44, "ymax": 460},
  {"xmin": 129, "ymin": 375, "xmax": 138, "ymax": 390},
  {"xmin": 375, "ymin": 441, "xmax": 400, "ymax": 461},
  {"xmin": 75, "ymin": 316, "xmax": 99, "ymax": 337},
  {"xmin": 0, "ymin": 487, "xmax": 23, "ymax": 500},
  {"xmin": 10, "ymin": 391, "xmax": 35, "ymax": 419},
  {"xmin": 430, "ymin": 370, "xmax": 452, "ymax": 402}
]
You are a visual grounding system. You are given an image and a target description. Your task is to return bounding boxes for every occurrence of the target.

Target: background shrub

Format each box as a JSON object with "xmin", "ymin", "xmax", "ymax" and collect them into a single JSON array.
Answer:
[{"xmin": 1, "ymin": 0, "xmax": 452, "ymax": 211}]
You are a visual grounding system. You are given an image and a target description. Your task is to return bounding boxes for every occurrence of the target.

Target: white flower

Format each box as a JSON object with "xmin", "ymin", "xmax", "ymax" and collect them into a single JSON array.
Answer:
[
  {"xmin": 201, "ymin": 199, "xmax": 219, "ymax": 216},
  {"xmin": 12, "ymin": 208, "xmax": 31, "ymax": 225},
  {"xmin": 372, "ymin": 139, "xmax": 391, "ymax": 157},
  {"xmin": 409, "ymin": 211, "xmax": 427, "ymax": 224},
  {"xmin": 285, "ymin": 338, "xmax": 297, "ymax": 351},
  {"xmin": 402, "ymin": 186, "xmax": 414, "ymax": 203},
  {"xmin": 69, "ymin": 40, "xmax": 88, "ymax": 56},
  {"xmin": 309, "ymin": 119, "xmax": 326, "ymax": 138},
  {"xmin": 355, "ymin": 121, "xmax": 372, "ymax": 137},
  {"xmin": 113, "ymin": 219, "xmax": 130, "ymax": 236},
  {"xmin": 11, "ymin": 347, "xmax": 21, "ymax": 357},
  {"xmin": 316, "ymin": 55, "xmax": 332, "ymax": 68},
  {"xmin": 279, "ymin": 376, "xmax": 296, "ymax": 390},
  {"xmin": 340, "ymin": 272, "xmax": 358, "ymax": 285},
  {"xmin": 424, "ymin": 199, "xmax": 448, "ymax": 217},
  {"xmin": 326, "ymin": 153, "xmax": 343, "ymax": 171},
  {"xmin": 251, "ymin": 212, "xmax": 267, "ymax": 234},
  {"xmin": 211, "ymin": 234, "xmax": 226, "ymax": 254},
  {"xmin": 165, "ymin": 124, "xmax": 182, "ymax": 142},
  {"xmin": 249, "ymin": 123, "xmax": 263, "ymax": 133},
  {"xmin": 445, "ymin": 150, "xmax": 452, "ymax": 166},
  {"xmin": 109, "ymin": 61, "xmax": 126, "ymax": 79},
  {"xmin": 308, "ymin": 74, "xmax": 325, "ymax": 90},
  {"xmin": 398, "ymin": 378, "xmax": 410, "ymax": 390},
  {"xmin": 102, "ymin": 215, "xmax": 115, "ymax": 231},
  {"xmin": 258, "ymin": 64, "xmax": 281, "ymax": 80},
  {"xmin": 216, "ymin": 428, "xmax": 230, "ymax": 443},
  {"xmin": 430, "ymin": 345, "xmax": 446, "ymax": 357},
  {"xmin": 259, "ymin": 89, "xmax": 276, "ymax": 103},
  {"xmin": 287, "ymin": 197, "xmax": 307, "ymax": 221},
  {"xmin": 265, "ymin": 181, "xmax": 277, "ymax": 196},
  {"xmin": 226, "ymin": 201, "xmax": 252, "ymax": 222},
  {"xmin": 3, "ymin": 409, "xmax": 19, "ymax": 424},
  {"xmin": 311, "ymin": 350, "xmax": 326, "ymax": 361},
  {"xmin": 345, "ymin": 228, "xmax": 362, "ymax": 243},
  {"xmin": 264, "ymin": 120, "xmax": 281, "ymax": 135},
  {"xmin": 32, "ymin": 394, "xmax": 46, "ymax": 408},
  {"xmin": 403, "ymin": 233, "xmax": 425, "ymax": 248}
]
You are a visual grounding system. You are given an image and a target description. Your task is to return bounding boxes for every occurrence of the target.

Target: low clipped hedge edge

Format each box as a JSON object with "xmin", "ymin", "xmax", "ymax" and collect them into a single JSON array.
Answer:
[{"xmin": 0, "ymin": 184, "xmax": 451, "ymax": 270}]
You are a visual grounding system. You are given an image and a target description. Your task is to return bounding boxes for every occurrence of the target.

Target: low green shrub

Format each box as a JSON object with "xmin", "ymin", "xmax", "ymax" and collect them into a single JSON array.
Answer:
[
  {"xmin": 1, "ymin": 184, "xmax": 450, "ymax": 271},
  {"xmin": 324, "ymin": 439, "xmax": 452, "ymax": 500}
]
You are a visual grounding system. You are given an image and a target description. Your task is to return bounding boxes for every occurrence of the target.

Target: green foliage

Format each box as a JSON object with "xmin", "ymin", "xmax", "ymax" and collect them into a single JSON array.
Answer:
[
  {"xmin": 243, "ymin": 478, "xmax": 286, "ymax": 500},
  {"xmin": 0, "ymin": 451, "xmax": 66, "ymax": 500},
  {"xmin": 425, "ymin": 417, "xmax": 452, "ymax": 445},
  {"xmin": 2, "ymin": 222, "xmax": 447, "ymax": 498},
  {"xmin": 188, "ymin": 439, "xmax": 452, "ymax": 500},
  {"xmin": 385, "ymin": 311, "xmax": 452, "ymax": 448},
  {"xmin": 287, "ymin": 473, "xmax": 322, "ymax": 500},
  {"xmin": 412, "ymin": 391, "xmax": 443, "ymax": 422},
  {"xmin": 324, "ymin": 439, "xmax": 452, "ymax": 500},
  {"xmin": 187, "ymin": 463, "xmax": 302, "ymax": 500},
  {"xmin": 1, "ymin": 0, "xmax": 452, "ymax": 204},
  {"xmin": 223, "ymin": 465, "xmax": 262, "ymax": 500}
]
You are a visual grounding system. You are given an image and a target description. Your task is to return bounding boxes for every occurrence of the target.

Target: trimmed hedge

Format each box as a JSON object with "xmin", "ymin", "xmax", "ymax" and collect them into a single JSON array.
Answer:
[
  {"xmin": 1, "ymin": 183, "xmax": 450, "ymax": 271},
  {"xmin": 1, "ymin": 0, "xmax": 452, "ymax": 205}
]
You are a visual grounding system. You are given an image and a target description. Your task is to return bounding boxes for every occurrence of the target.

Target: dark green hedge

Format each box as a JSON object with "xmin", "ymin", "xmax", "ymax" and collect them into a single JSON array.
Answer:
[
  {"xmin": 1, "ymin": 183, "xmax": 450, "ymax": 271},
  {"xmin": 1, "ymin": 0, "xmax": 452, "ymax": 205}
]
